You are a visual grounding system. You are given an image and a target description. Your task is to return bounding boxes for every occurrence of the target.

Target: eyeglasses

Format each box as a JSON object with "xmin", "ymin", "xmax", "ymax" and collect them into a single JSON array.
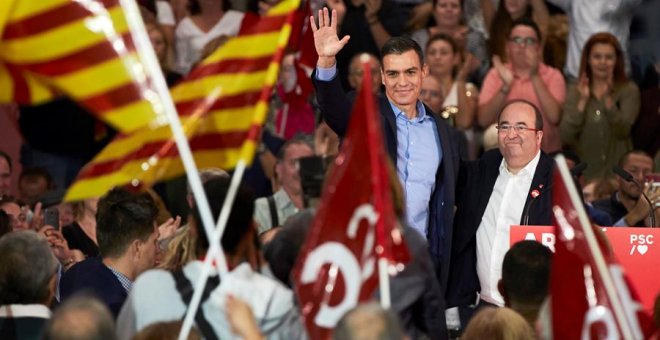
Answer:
[
  {"xmin": 497, "ymin": 124, "xmax": 540, "ymax": 134},
  {"xmin": 508, "ymin": 36, "xmax": 538, "ymax": 47}
]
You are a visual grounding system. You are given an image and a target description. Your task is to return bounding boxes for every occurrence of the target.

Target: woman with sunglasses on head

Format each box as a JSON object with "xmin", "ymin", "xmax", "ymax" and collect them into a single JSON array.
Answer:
[{"xmin": 560, "ymin": 33, "xmax": 641, "ymax": 181}]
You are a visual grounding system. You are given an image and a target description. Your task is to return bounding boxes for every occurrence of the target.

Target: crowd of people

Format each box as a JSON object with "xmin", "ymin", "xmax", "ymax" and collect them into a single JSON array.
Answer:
[{"xmin": 1, "ymin": 0, "xmax": 659, "ymax": 339}]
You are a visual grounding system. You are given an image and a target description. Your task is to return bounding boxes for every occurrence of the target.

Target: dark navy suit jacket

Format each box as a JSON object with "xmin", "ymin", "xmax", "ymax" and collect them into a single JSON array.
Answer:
[
  {"xmin": 312, "ymin": 70, "xmax": 461, "ymax": 296},
  {"xmin": 446, "ymin": 149, "xmax": 554, "ymax": 307},
  {"xmin": 60, "ymin": 257, "xmax": 127, "ymax": 318}
]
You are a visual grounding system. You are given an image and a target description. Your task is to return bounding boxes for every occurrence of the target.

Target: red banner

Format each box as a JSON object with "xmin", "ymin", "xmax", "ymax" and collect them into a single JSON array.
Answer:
[
  {"xmin": 543, "ymin": 159, "xmax": 655, "ymax": 339},
  {"xmin": 511, "ymin": 225, "xmax": 660, "ymax": 314},
  {"xmin": 292, "ymin": 61, "xmax": 409, "ymax": 339}
]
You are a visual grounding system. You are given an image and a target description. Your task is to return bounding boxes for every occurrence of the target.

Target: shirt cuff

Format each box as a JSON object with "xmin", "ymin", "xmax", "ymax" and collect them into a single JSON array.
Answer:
[
  {"xmin": 613, "ymin": 217, "xmax": 627, "ymax": 227},
  {"xmin": 316, "ymin": 65, "xmax": 337, "ymax": 81}
]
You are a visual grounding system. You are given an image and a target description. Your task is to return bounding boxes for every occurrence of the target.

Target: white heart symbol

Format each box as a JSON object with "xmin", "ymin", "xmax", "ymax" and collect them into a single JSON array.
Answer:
[{"xmin": 637, "ymin": 245, "xmax": 648, "ymax": 255}]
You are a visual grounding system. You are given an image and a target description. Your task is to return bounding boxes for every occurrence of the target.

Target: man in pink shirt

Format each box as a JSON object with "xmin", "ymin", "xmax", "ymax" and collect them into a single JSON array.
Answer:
[{"xmin": 478, "ymin": 18, "xmax": 565, "ymax": 153}]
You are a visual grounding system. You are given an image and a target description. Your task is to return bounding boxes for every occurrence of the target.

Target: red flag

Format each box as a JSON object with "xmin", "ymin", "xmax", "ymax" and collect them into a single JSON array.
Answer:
[
  {"xmin": 292, "ymin": 60, "xmax": 409, "ymax": 339},
  {"xmin": 548, "ymin": 156, "xmax": 656, "ymax": 339}
]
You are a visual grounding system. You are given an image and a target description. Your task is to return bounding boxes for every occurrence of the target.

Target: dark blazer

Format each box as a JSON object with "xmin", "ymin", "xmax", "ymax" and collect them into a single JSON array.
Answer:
[
  {"xmin": 313, "ymin": 70, "xmax": 461, "ymax": 295},
  {"xmin": 446, "ymin": 149, "xmax": 554, "ymax": 307},
  {"xmin": 60, "ymin": 257, "xmax": 127, "ymax": 318}
]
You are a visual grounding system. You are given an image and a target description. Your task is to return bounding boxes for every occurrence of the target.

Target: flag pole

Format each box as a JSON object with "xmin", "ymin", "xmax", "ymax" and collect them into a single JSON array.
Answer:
[
  {"xmin": 116, "ymin": 3, "xmax": 233, "ymax": 339},
  {"xmin": 378, "ymin": 258, "xmax": 391, "ymax": 308},
  {"xmin": 178, "ymin": 160, "xmax": 247, "ymax": 340},
  {"xmin": 554, "ymin": 155, "xmax": 636, "ymax": 340}
]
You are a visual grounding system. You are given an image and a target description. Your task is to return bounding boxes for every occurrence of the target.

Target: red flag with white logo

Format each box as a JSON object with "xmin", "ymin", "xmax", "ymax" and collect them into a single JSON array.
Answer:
[
  {"xmin": 292, "ymin": 61, "xmax": 410, "ymax": 339},
  {"xmin": 548, "ymin": 155, "xmax": 656, "ymax": 339}
]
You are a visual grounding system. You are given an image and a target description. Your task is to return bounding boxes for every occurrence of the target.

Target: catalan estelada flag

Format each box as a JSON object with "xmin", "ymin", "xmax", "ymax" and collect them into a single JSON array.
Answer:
[
  {"xmin": 64, "ymin": 0, "xmax": 300, "ymax": 201},
  {"xmin": 0, "ymin": 0, "xmax": 162, "ymax": 132}
]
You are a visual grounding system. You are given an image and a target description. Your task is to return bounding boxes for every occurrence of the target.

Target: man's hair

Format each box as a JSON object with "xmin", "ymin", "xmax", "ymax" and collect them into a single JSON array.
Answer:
[
  {"xmin": 461, "ymin": 307, "xmax": 535, "ymax": 340},
  {"xmin": 0, "ymin": 149, "xmax": 12, "ymax": 173},
  {"xmin": 508, "ymin": 17, "xmax": 542, "ymax": 41},
  {"xmin": 192, "ymin": 177, "xmax": 255, "ymax": 256},
  {"xmin": 502, "ymin": 241, "xmax": 552, "ymax": 310},
  {"xmin": 43, "ymin": 295, "xmax": 116, "ymax": 340},
  {"xmin": 618, "ymin": 150, "xmax": 653, "ymax": 168},
  {"xmin": 263, "ymin": 209, "xmax": 315, "ymax": 287},
  {"xmin": 498, "ymin": 99, "xmax": 544, "ymax": 131},
  {"xmin": 276, "ymin": 136, "xmax": 313, "ymax": 162},
  {"xmin": 333, "ymin": 302, "xmax": 405, "ymax": 340},
  {"xmin": 96, "ymin": 187, "xmax": 158, "ymax": 258},
  {"xmin": 18, "ymin": 167, "xmax": 54, "ymax": 188},
  {"xmin": 0, "ymin": 230, "xmax": 58, "ymax": 305},
  {"xmin": 381, "ymin": 36, "xmax": 425, "ymax": 67}
]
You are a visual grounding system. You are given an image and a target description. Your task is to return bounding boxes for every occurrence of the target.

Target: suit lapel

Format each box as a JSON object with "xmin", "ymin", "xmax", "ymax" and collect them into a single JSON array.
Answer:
[
  {"xmin": 520, "ymin": 152, "xmax": 553, "ymax": 222},
  {"xmin": 379, "ymin": 95, "xmax": 398, "ymax": 163}
]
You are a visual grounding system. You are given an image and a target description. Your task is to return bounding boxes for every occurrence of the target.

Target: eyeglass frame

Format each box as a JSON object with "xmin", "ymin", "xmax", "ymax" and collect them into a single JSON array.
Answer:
[
  {"xmin": 508, "ymin": 36, "xmax": 539, "ymax": 47},
  {"xmin": 496, "ymin": 123, "xmax": 541, "ymax": 134}
]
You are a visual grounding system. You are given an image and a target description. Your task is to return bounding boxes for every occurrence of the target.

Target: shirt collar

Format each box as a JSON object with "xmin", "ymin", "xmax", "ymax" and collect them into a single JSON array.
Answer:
[
  {"xmin": 106, "ymin": 265, "xmax": 132, "ymax": 292},
  {"xmin": 500, "ymin": 150, "xmax": 541, "ymax": 177},
  {"xmin": 390, "ymin": 100, "xmax": 428, "ymax": 122}
]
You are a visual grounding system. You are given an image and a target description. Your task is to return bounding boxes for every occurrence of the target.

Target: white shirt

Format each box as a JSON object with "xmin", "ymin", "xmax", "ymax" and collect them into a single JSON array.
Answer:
[
  {"xmin": 173, "ymin": 10, "xmax": 244, "ymax": 74},
  {"xmin": 547, "ymin": 0, "xmax": 640, "ymax": 78},
  {"xmin": 476, "ymin": 151, "xmax": 541, "ymax": 305},
  {"xmin": 156, "ymin": 1, "xmax": 175, "ymax": 26}
]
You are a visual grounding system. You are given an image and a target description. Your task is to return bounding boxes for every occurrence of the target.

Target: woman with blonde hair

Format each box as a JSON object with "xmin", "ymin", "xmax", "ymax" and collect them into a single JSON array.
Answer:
[{"xmin": 462, "ymin": 307, "xmax": 535, "ymax": 340}]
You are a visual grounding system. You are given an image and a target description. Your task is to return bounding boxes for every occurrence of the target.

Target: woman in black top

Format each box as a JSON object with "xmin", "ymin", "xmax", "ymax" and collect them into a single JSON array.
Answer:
[{"xmin": 62, "ymin": 198, "xmax": 99, "ymax": 258}]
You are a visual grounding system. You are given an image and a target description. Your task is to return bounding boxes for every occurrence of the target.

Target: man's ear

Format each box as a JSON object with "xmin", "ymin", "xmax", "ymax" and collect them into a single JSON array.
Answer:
[
  {"xmin": 422, "ymin": 63, "xmax": 429, "ymax": 77},
  {"xmin": 131, "ymin": 239, "xmax": 142, "ymax": 260}
]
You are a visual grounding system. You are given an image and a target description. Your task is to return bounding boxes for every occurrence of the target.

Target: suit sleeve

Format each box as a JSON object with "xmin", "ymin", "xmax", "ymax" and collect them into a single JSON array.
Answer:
[{"xmin": 311, "ymin": 69, "xmax": 353, "ymax": 137}]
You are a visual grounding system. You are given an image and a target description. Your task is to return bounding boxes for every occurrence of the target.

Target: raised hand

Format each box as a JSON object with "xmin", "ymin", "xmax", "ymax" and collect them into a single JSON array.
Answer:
[
  {"xmin": 311, "ymin": 8, "xmax": 350, "ymax": 67},
  {"xmin": 577, "ymin": 73, "xmax": 590, "ymax": 99},
  {"xmin": 158, "ymin": 215, "xmax": 181, "ymax": 242},
  {"xmin": 492, "ymin": 55, "xmax": 513, "ymax": 87},
  {"xmin": 457, "ymin": 53, "xmax": 477, "ymax": 81}
]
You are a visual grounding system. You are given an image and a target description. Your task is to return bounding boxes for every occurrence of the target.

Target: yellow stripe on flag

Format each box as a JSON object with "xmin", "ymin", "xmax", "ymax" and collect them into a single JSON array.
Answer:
[
  {"xmin": 202, "ymin": 32, "xmax": 282, "ymax": 64},
  {"xmin": 93, "ymin": 107, "xmax": 255, "ymax": 162},
  {"xmin": 7, "ymin": 0, "xmax": 70, "ymax": 23},
  {"xmin": 170, "ymin": 70, "xmax": 268, "ymax": 102},
  {"xmin": 101, "ymin": 99, "xmax": 164, "ymax": 133},
  {"xmin": 65, "ymin": 148, "xmax": 244, "ymax": 201},
  {"xmin": 2, "ymin": 6, "xmax": 128, "ymax": 64},
  {"xmin": 0, "ymin": 64, "xmax": 16, "ymax": 102}
]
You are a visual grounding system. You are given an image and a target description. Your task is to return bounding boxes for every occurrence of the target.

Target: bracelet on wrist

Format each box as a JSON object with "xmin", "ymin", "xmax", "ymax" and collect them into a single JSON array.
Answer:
[{"xmin": 367, "ymin": 16, "xmax": 379, "ymax": 26}]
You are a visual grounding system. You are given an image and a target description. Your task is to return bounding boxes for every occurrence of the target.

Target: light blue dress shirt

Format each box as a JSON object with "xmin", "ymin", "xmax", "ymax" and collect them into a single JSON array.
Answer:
[{"xmin": 316, "ymin": 65, "xmax": 442, "ymax": 237}]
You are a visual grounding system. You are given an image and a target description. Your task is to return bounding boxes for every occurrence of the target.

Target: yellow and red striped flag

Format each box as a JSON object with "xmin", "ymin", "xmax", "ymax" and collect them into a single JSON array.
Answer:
[
  {"xmin": 64, "ymin": 0, "xmax": 301, "ymax": 201},
  {"xmin": 0, "ymin": 0, "xmax": 163, "ymax": 132}
]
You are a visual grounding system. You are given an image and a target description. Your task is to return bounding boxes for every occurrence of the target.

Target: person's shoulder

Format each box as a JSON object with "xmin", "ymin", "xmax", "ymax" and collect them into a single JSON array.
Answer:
[{"xmin": 540, "ymin": 63, "xmax": 565, "ymax": 78}]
